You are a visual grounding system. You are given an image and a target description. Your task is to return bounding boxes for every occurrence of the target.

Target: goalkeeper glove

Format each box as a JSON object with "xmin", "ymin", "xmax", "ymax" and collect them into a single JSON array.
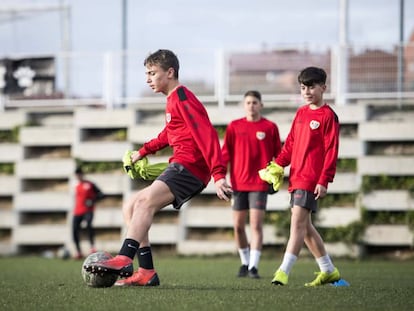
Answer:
[
  {"xmin": 122, "ymin": 150, "xmax": 168, "ymax": 180},
  {"xmin": 258, "ymin": 161, "xmax": 284, "ymax": 193}
]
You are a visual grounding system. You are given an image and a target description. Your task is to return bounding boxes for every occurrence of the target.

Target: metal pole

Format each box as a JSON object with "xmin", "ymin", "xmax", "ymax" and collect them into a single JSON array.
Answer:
[
  {"xmin": 397, "ymin": 0, "xmax": 405, "ymax": 108},
  {"xmin": 121, "ymin": 0, "xmax": 128, "ymax": 108},
  {"xmin": 215, "ymin": 49, "xmax": 227, "ymax": 109},
  {"xmin": 336, "ymin": 0, "xmax": 348, "ymax": 106},
  {"xmin": 103, "ymin": 52, "xmax": 114, "ymax": 109},
  {"xmin": 60, "ymin": 0, "xmax": 71, "ymax": 98}
]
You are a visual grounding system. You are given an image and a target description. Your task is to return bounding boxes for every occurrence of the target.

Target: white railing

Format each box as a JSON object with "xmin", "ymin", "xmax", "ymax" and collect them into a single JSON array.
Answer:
[{"xmin": 1, "ymin": 43, "xmax": 414, "ymax": 110}]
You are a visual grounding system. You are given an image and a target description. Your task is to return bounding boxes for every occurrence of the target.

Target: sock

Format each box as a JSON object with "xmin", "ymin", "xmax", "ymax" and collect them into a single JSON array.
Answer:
[
  {"xmin": 279, "ymin": 252, "xmax": 297, "ymax": 275},
  {"xmin": 248, "ymin": 249, "xmax": 261, "ymax": 270},
  {"xmin": 138, "ymin": 246, "xmax": 154, "ymax": 270},
  {"xmin": 316, "ymin": 254, "xmax": 335, "ymax": 273},
  {"xmin": 119, "ymin": 238, "xmax": 139, "ymax": 259},
  {"xmin": 238, "ymin": 247, "xmax": 250, "ymax": 266}
]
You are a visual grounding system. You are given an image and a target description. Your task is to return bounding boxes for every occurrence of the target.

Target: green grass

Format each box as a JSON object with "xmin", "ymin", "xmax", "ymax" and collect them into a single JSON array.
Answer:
[{"xmin": 1, "ymin": 256, "xmax": 414, "ymax": 311}]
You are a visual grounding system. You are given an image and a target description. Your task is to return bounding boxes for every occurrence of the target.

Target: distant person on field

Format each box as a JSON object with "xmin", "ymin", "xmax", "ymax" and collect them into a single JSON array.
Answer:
[
  {"xmin": 222, "ymin": 90, "xmax": 281, "ymax": 279},
  {"xmin": 72, "ymin": 166, "xmax": 104, "ymax": 259},
  {"xmin": 84, "ymin": 49, "xmax": 232, "ymax": 286},
  {"xmin": 270, "ymin": 67, "xmax": 341, "ymax": 286}
]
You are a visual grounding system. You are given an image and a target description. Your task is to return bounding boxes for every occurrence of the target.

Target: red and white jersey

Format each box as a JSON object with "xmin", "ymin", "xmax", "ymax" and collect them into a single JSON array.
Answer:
[
  {"xmin": 138, "ymin": 85, "xmax": 226, "ymax": 185},
  {"xmin": 222, "ymin": 117, "xmax": 281, "ymax": 192},
  {"xmin": 276, "ymin": 103, "xmax": 339, "ymax": 192}
]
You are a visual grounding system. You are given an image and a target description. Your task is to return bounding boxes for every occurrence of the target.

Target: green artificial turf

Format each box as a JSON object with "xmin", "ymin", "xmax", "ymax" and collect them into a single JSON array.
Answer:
[{"xmin": 0, "ymin": 256, "xmax": 413, "ymax": 311}]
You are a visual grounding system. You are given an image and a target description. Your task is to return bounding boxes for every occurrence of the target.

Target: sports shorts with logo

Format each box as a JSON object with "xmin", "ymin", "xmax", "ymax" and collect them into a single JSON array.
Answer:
[
  {"xmin": 232, "ymin": 191, "xmax": 267, "ymax": 211},
  {"xmin": 290, "ymin": 189, "xmax": 317, "ymax": 213}
]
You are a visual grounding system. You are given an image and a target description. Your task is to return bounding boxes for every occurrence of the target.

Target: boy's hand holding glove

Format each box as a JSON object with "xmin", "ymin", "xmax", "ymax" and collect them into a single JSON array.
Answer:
[
  {"xmin": 258, "ymin": 161, "xmax": 284, "ymax": 193},
  {"xmin": 122, "ymin": 150, "xmax": 168, "ymax": 180}
]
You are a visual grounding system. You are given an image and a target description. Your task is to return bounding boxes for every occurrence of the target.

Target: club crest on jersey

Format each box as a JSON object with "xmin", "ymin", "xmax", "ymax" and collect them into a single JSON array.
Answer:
[
  {"xmin": 309, "ymin": 120, "xmax": 320, "ymax": 130},
  {"xmin": 256, "ymin": 131, "xmax": 266, "ymax": 140},
  {"xmin": 166, "ymin": 113, "xmax": 171, "ymax": 123}
]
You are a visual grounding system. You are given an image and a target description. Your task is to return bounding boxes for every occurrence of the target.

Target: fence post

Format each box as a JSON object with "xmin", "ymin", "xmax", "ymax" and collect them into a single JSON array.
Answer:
[
  {"xmin": 336, "ymin": 0, "xmax": 349, "ymax": 106},
  {"xmin": 102, "ymin": 52, "xmax": 115, "ymax": 110},
  {"xmin": 215, "ymin": 49, "xmax": 228, "ymax": 109}
]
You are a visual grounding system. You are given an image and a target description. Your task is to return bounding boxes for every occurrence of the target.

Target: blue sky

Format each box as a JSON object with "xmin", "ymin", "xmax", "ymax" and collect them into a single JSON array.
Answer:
[
  {"xmin": 1, "ymin": 0, "xmax": 413, "ymax": 98},
  {"xmin": 1, "ymin": 0, "xmax": 414, "ymax": 55}
]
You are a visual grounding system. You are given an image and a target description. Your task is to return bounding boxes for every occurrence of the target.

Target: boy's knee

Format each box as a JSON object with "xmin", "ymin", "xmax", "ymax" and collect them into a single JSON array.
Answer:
[
  {"xmin": 251, "ymin": 225, "xmax": 263, "ymax": 233},
  {"xmin": 234, "ymin": 225, "xmax": 245, "ymax": 234}
]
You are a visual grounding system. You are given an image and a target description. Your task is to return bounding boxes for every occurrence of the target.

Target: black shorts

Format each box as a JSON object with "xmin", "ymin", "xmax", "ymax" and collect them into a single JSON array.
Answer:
[
  {"xmin": 290, "ymin": 189, "xmax": 317, "ymax": 213},
  {"xmin": 156, "ymin": 162, "xmax": 205, "ymax": 209},
  {"xmin": 232, "ymin": 191, "xmax": 268, "ymax": 211}
]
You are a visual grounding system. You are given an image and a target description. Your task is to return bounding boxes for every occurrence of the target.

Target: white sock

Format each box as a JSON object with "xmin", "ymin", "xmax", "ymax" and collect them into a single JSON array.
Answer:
[
  {"xmin": 238, "ymin": 247, "xmax": 250, "ymax": 266},
  {"xmin": 248, "ymin": 249, "xmax": 261, "ymax": 270},
  {"xmin": 279, "ymin": 252, "xmax": 297, "ymax": 275},
  {"xmin": 316, "ymin": 254, "xmax": 335, "ymax": 273}
]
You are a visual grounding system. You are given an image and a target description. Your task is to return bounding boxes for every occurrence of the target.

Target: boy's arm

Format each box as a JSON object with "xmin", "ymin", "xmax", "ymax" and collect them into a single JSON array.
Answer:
[
  {"xmin": 178, "ymin": 100, "xmax": 231, "ymax": 200},
  {"xmin": 275, "ymin": 117, "xmax": 296, "ymax": 167},
  {"xmin": 92, "ymin": 183, "xmax": 104, "ymax": 202},
  {"xmin": 176, "ymin": 94, "xmax": 226, "ymax": 182},
  {"xmin": 221, "ymin": 123, "xmax": 234, "ymax": 171},
  {"xmin": 272, "ymin": 123, "xmax": 282, "ymax": 159},
  {"xmin": 138, "ymin": 127, "xmax": 169, "ymax": 158},
  {"xmin": 318, "ymin": 113, "xmax": 340, "ymax": 187}
]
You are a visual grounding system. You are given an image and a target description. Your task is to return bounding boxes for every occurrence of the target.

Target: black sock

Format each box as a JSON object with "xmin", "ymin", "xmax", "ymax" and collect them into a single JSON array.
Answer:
[
  {"xmin": 119, "ymin": 238, "xmax": 140, "ymax": 259},
  {"xmin": 138, "ymin": 246, "xmax": 154, "ymax": 269}
]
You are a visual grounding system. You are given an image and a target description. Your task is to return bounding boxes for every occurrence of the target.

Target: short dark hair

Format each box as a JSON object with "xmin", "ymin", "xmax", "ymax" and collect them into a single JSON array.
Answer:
[
  {"xmin": 144, "ymin": 49, "xmax": 180, "ymax": 79},
  {"xmin": 244, "ymin": 90, "xmax": 262, "ymax": 101},
  {"xmin": 298, "ymin": 67, "xmax": 327, "ymax": 86},
  {"xmin": 75, "ymin": 166, "xmax": 83, "ymax": 174}
]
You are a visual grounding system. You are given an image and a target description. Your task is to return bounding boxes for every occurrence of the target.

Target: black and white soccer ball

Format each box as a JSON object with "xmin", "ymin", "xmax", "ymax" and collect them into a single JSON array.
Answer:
[{"xmin": 81, "ymin": 251, "xmax": 118, "ymax": 288}]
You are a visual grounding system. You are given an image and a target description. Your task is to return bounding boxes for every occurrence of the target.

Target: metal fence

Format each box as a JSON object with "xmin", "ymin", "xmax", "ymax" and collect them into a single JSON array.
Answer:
[{"xmin": 1, "ymin": 42, "xmax": 414, "ymax": 110}]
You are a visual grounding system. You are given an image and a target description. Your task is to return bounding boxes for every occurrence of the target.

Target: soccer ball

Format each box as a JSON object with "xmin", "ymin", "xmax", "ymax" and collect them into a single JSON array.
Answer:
[{"xmin": 81, "ymin": 251, "xmax": 118, "ymax": 288}]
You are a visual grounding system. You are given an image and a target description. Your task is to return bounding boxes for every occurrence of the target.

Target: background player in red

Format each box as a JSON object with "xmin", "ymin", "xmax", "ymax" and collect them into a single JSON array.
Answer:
[
  {"xmin": 72, "ymin": 166, "xmax": 104, "ymax": 259},
  {"xmin": 222, "ymin": 90, "xmax": 281, "ymax": 278},
  {"xmin": 271, "ymin": 67, "xmax": 341, "ymax": 286},
  {"xmin": 85, "ymin": 49, "xmax": 232, "ymax": 286}
]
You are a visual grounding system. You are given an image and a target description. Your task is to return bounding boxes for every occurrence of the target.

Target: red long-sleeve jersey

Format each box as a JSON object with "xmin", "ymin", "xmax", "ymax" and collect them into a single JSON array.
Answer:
[
  {"xmin": 138, "ymin": 86, "xmax": 226, "ymax": 186},
  {"xmin": 74, "ymin": 181, "xmax": 99, "ymax": 216},
  {"xmin": 276, "ymin": 104, "xmax": 339, "ymax": 192},
  {"xmin": 222, "ymin": 117, "xmax": 281, "ymax": 191}
]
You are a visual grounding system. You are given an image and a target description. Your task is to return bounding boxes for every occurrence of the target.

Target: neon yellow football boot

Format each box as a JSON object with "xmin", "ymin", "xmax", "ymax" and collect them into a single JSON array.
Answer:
[
  {"xmin": 271, "ymin": 269, "xmax": 288, "ymax": 286},
  {"xmin": 304, "ymin": 267, "xmax": 341, "ymax": 287}
]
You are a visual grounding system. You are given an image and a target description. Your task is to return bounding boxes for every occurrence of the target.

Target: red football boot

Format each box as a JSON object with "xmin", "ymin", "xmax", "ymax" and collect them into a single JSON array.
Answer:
[{"xmin": 114, "ymin": 268, "xmax": 160, "ymax": 287}]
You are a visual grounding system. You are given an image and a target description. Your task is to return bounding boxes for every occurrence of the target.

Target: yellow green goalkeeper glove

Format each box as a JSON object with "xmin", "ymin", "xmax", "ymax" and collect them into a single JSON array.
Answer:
[
  {"xmin": 258, "ymin": 161, "xmax": 284, "ymax": 192},
  {"xmin": 122, "ymin": 150, "xmax": 169, "ymax": 180}
]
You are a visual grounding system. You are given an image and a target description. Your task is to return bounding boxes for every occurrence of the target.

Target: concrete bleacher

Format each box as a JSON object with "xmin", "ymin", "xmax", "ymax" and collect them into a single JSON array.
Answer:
[{"xmin": 0, "ymin": 100, "xmax": 413, "ymax": 257}]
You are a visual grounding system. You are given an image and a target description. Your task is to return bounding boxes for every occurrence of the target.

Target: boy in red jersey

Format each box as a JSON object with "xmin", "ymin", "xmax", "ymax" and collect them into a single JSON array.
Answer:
[
  {"xmin": 72, "ymin": 167, "xmax": 104, "ymax": 259},
  {"xmin": 85, "ymin": 49, "xmax": 232, "ymax": 286},
  {"xmin": 222, "ymin": 90, "xmax": 281, "ymax": 278},
  {"xmin": 271, "ymin": 67, "xmax": 341, "ymax": 286}
]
